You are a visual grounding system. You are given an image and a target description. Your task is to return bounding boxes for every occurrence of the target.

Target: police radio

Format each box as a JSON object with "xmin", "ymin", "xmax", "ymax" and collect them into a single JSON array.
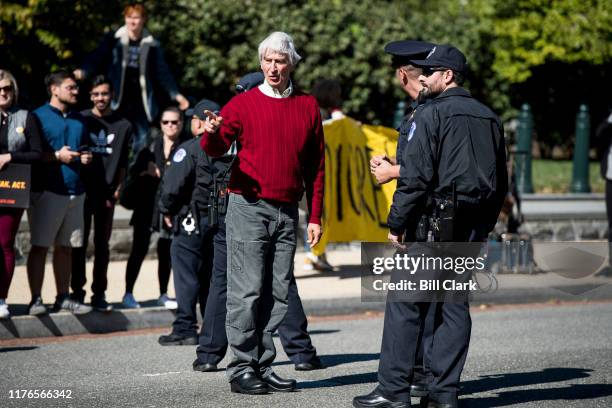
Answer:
[
  {"xmin": 208, "ymin": 178, "xmax": 219, "ymax": 227},
  {"xmin": 432, "ymin": 181, "xmax": 457, "ymax": 242},
  {"xmin": 207, "ymin": 165, "xmax": 231, "ymax": 227},
  {"xmin": 418, "ymin": 182, "xmax": 457, "ymax": 242}
]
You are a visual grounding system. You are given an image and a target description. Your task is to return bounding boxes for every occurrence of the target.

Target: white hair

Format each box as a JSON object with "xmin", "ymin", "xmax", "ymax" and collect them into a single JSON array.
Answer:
[{"xmin": 258, "ymin": 32, "xmax": 302, "ymax": 66}]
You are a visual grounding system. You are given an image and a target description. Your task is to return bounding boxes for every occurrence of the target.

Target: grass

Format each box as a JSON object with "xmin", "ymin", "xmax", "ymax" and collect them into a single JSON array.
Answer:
[{"xmin": 529, "ymin": 159, "xmax": 604, "ymax": 194}]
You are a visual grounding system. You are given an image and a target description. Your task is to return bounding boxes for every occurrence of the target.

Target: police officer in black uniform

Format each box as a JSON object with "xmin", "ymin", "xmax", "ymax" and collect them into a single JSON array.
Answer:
[
  {"xmin": 157, "ymin": 99, "xmax": 224, "ymax": 347},
  {"xmin": 370, "ymin": 40, "xmax": 436, "ymax": 400},
  {"xmin": 354, "ymin": 45, "xmax": 507, "ymax": 408}
]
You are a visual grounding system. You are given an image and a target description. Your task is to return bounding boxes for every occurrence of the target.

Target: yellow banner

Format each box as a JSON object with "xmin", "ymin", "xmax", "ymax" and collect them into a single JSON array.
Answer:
[{"xmin": 314, "ymin": 117, "xmax": 398, "ymax": 251}]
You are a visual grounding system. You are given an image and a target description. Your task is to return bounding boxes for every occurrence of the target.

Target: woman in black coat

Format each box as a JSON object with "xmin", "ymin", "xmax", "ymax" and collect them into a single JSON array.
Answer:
[{"xmin": 122, "ymin": 106, "xmax": 186, "ymax": 308}]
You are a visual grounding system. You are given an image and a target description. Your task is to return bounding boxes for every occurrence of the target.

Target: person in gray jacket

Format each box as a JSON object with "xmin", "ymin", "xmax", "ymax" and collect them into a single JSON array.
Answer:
[{"xmin": 74, "ymin": 2, "xmax": 189, "ymax": 154}]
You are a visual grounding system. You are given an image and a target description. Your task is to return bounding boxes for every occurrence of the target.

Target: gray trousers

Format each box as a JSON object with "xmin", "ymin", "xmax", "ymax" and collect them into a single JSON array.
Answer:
[{"xmin": 225, "ymin": 193, "xmax": 298, "ymax": 381}]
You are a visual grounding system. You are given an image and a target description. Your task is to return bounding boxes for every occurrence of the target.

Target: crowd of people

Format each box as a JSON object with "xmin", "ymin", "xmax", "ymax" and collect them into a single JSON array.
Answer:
[{"xmin": 0, "ymin": 2, "xmax": 514, "ymax": 407}]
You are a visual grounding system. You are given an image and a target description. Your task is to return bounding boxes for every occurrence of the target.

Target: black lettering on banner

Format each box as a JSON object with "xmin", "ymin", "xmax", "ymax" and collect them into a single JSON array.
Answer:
[
  {"xmin": 324, "ymin": 143, "xmax": 334, "ymax": 223},
  {"xmin": 346, "ymin": 145, "xmax": 361, "ymax": 216},
  {"xmin": 335, "ymin": 144, "xmax": 343, "ymax": 221}
]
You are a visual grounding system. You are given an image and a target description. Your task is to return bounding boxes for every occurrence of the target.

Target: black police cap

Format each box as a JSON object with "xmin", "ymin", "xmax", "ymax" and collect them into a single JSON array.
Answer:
[
  {"xmin": 186, "ymin": 99, "xmax": 221, "ymax": 120},
  {"xmin": 236, "ymin": 72, "xmax": 265, "ymax": 93},
  {"xmin": 384, "ymin": 40, "xmax": 436, "ymax": 68},
  {"xmin": 384, "ymin": 40, "xmax": 436, "ymax": 57},
  {"xmin": 409, "ymin": 44, "xmax": 467, "ymax": 74}
]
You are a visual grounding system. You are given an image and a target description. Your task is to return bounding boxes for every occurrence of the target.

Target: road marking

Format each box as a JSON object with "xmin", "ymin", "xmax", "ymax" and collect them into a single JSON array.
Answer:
[{"xmin": 143, "ymin": 372, "xmax": 182, "ymax": 377}]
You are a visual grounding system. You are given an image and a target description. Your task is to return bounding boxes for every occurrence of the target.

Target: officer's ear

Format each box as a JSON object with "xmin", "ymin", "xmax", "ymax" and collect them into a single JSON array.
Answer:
[
  {"xmin": 443, "ymin": 69, "xmax": 455, "ymax": 86},
  {"xmin": 396, "ymin": 67, "xmax": 408, "ymax": 85}
]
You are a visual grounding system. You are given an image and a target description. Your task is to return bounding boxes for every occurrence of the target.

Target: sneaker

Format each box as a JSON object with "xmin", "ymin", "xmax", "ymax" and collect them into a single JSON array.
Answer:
[
  {"xmin": 91, "ymin": 296, "xmax": 113, "ymax": 312},
  {"xmin": 122, "ymin": 293, "xmax": 141, "ymax": 309},
  {"xmin": 158, "ymin": 294, "xmax": 178, "ymax": 310},
  {"xmin": 304, "ymin": 252, "xmax": 333, "ymax": 271},
  {"xmin": 54, "ymin": 297, "xmax": 92, "ymax": 315},
  {"xmin": 0, "ymin": 299, "xmax": 9, "ymax": 319},
  {"xmin": 28, "ymin": 296, "xmax": 48, "ymax": 316}
]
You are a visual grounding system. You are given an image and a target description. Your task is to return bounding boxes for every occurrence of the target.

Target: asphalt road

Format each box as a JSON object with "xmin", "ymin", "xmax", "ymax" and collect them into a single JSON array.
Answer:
[{"xmin": 1, "ymin": 302, "xmax": 611, "ymax": 408}]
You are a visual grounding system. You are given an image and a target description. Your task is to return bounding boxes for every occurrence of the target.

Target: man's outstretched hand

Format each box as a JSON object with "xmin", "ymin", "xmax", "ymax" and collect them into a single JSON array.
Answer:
[{"xmin": 203, "ymin": 110, "xmax": 224, "ymax": 134}]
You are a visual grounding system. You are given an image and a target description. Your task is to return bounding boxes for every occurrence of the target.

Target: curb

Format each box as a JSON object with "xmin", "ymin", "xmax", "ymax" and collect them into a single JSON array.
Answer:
[{"xmin": 2, "ymin": 283, "xmax": 611, "ymax": 340}]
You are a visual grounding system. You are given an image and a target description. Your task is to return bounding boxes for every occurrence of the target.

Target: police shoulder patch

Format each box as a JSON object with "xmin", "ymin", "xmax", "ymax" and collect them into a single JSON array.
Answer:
[
  {"xmin": 173, "ymin": 148, "xmax": 187, "ymax": 163},
  {"xmin": 408, "ymin": 122, "xmax": 417, "ymax": 141}
]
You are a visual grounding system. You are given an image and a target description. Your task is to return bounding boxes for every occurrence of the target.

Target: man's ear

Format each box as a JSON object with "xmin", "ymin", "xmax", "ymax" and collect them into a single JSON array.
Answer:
[
  {"xmin": 444, "ymin": 70, "xmax": 455, "ymax": 85},
  {"xmin": 397, "ymin": 68, "xmax": 407, "ymax": 86}
]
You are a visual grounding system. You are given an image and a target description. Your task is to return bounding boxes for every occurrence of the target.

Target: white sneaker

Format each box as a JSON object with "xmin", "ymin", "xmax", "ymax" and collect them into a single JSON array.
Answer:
[
  {"xmin": 0, "ymin": 299, "xmax": 9, "ymax": 319},
  {"xmin": 158, "ymin": 294, "xmax": 178, "ymax": 310},
  {"xmin": 304, "ymin": 252, "xmax": 333, "ymax": 271}
]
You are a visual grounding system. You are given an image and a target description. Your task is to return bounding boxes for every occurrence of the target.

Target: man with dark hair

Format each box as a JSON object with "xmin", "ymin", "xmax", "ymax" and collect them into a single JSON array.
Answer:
[
  {"xmin": 354, "ymin": 44, "xmax": 507, "ymax": 408},
  {"xmin": 70, "ymin": 75, "xmax": 133, "ymax": 311},
  {"xmin": 27, "ymin": 70, "xmax": 93, "ymax": 315}
]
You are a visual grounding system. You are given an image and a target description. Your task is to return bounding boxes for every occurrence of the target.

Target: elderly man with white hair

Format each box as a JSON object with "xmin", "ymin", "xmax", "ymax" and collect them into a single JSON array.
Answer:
[{"xmin": 199, "ymin": 32, "xmax": 325, "ymax": 394}]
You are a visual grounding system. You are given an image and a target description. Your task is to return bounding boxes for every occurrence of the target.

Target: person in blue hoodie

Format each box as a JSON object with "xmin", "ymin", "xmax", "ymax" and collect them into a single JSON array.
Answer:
[{"xmin": 27, "ymin": 70, "xmax": 93, "ymax": 316}]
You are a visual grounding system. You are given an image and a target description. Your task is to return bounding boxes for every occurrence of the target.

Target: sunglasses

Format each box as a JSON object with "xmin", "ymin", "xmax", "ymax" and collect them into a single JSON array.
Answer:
[
  {"xmin": 162, "ymin": 120, "xmax": 179, "ymax": 125},
  {"xmin": 0, "ymin": 85, "xmax": 13, "ymax": 93},
  {"xmin": 421, "ymin": 67, "xmax": 448, "ymax": 77}
]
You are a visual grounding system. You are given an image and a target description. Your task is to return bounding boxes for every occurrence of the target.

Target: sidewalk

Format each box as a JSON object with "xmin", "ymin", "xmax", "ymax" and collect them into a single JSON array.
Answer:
[{"xmin": 2, "ymin": 248, "xmax": 611, "ymax": 340}]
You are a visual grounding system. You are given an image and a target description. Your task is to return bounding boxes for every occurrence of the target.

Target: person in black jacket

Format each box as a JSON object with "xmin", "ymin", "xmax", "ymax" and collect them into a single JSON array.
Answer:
[
  {"xmin": 74, "ymin": 2, "xmax": 189, "ymax": 154},
  {"xmin": 157, "ymin": 98, "xmax": 226, "ymax": 346},
  {"xmin": 122, "ymin": 106, "xmax": 187, "ymax": 309},
  {"xmin": 71, "ymin": 75, "xmax": 132, "ymax": 312},
  {"xmin": 369, "ymin": 40, "xmax": 437, "ymax": 400},
  {"xmin": 354, "ymin": 45, "xmax": 507, "ymax": 408},
  {"xmin": 596, "ymin": 111, "xmax": 612, "ymax": 276}
]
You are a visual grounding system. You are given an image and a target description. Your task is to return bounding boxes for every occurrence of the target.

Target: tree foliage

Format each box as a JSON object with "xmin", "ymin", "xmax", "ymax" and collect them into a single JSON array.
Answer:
[
  {"xmin": 491, "ymin": 0, "xmax": 612, "ymax": 83},
  {"xmin": 2, "ymin": 0, "xmax": 610, "ymax": 143}
]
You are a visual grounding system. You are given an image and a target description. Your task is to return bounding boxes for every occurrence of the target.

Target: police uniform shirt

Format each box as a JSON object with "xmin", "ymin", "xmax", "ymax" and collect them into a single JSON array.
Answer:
[
  {"xmin": 395, "ymin": 101, "xmax": 420, "ymax": 168},
  {"xmin": 387, "ymin": 87, "xmax": 508, "ymax": 236},
  {"xmin": 159, "ymin": 136, "xmax": 233, "ymax": 218}
]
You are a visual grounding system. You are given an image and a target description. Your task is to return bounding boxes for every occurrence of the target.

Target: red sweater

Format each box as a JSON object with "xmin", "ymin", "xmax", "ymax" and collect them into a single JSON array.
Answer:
[{"xmin": 200, "ymin": 87, "xmax": 325, "ymax": 224}]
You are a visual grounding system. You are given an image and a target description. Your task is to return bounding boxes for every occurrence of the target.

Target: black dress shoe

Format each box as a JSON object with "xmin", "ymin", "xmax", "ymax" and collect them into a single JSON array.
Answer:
[
  {"xmin": 192, "ymin": 359, "xmax": 217, "ymax": 372},
  {"xmin": 410, "ymin": 382, "xmax": 429, "ymax": 397},
  {"xmin": 157, "ymin": 333, "xmax": 198, "ymax": 346},
  {"xmin": 230, "ymin": 372, "xmax": 269, "ymax": 395},
  {"xmin": 295, "ymin": 357, "xmax": 325, "ymax": 371},
  {"xmin": 352, "ymin": 390, "xmax": 410, "ymax": 408},
  {"xmin": 261, "ymin": 372, "xmax": 297, "ymax": 392}
]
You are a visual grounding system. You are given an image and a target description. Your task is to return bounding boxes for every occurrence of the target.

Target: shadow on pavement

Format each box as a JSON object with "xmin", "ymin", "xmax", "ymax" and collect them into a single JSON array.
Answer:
[
  {"xmin": 462, "ymin": 367, "xmax": 593, "ymax": 395},
  {"xmin": 0, "ymin": 346, "xmax": 38, "ymax": 353},
  {"xmin": 319, "ymin": 352, "xmax": 380, "ymax": 368},
  {"xmin": 461, "ymin": 384, "xmax": 612, "ymax": 407},
  {"xmin": 298, "ymin": 372, "xmax": 378, "ymax": 389},
  {"xmin": 74, "ymin": 311, "xmax": 132, "ymax": 333},
  {"xmin": 1, "ymin": 319, "xmax": 19, "ymax": 337},
  {"xmin": 272, "ymin": 329, "xmax": 340, "ymax": 338},
  {"xmin": 298, "ymin": 264, "xmax": 364, "ymax": 280},
  {"xmin": 272, "ymin": 352, "xmax": 379, "ymax": 368}
]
